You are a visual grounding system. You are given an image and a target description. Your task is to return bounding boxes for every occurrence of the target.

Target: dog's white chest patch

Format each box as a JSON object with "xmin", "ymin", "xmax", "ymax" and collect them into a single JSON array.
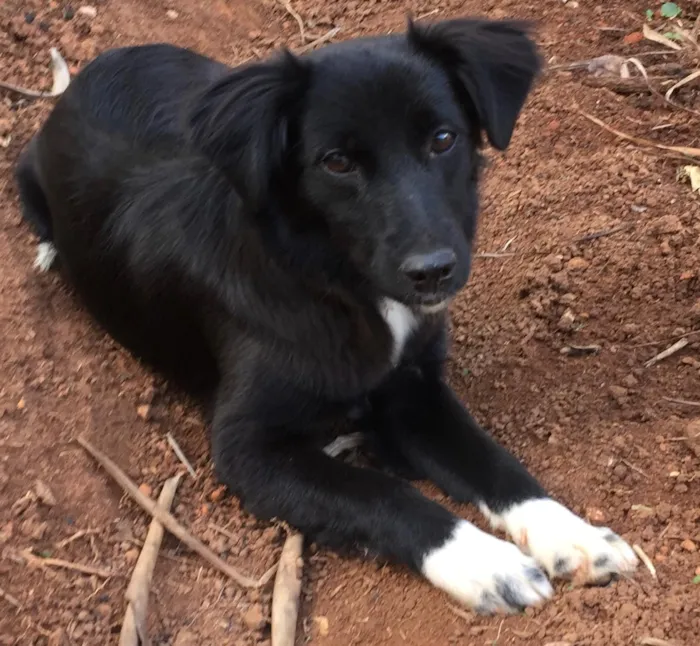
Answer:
[{"xmin": 378, "ymin": 297, "xmax": 417, "ymax": 364}]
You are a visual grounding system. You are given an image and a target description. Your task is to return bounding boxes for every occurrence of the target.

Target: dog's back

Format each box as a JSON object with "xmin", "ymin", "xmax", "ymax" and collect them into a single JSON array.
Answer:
[{"xmin": 17, "ymin": 45, "xmax": 236, "ymax": 392}]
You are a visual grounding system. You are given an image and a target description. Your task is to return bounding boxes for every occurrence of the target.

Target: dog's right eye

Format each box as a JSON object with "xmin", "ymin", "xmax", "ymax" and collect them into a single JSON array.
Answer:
[{"xmin": 321, "ymin": 151, "xmax": 356, "ymax": 175}]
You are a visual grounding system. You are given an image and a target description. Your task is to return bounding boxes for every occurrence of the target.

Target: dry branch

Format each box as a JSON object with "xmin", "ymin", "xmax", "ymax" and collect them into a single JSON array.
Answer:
[
  {"xmin": 277, "ymin": 0, "xmax": 307, "ymax": 43},
  {"xmin": 166, "ymin": 433, "xmax": 197, "ymax": 479},
  {"xmin": 644, "ymin": 337, "xmax": 690, "ymax": 368},
  {"xmin": 119, "ymin": 475, "xmax": 181, "ymax": 646},
  {"xmin": 0, "ymin": 48, "xmax": 70, "ymax": 98},
  {"xmin": 21, "ymin": 550, "xmax": 111, "ymax": 578},
  {"xmin": 77, "ymin": 436, "xmax": 276, "ymax": 589},
  {"xmin": 578, "ymin": 110, "xmax": 700, "ymax": 157},
  {"xmin": 0, "ymin": 586, "xmax": 22, "ymax": 610},
  {"xmin": 270, "ymin": 433, "xmax": 362, "ymax": 646}
]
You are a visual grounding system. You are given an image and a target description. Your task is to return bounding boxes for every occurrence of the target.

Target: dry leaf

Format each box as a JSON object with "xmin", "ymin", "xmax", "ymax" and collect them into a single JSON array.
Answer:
[
  {"xmin": 642, "ymin": 23, "xmax": 683, "ymax": 50},
  {"xmin": 679, "ymin": 165, "xmax": 700, "ymax": 192},
  {"xmin": 665, "ymin": 69, "xmax": 700, "ymax": 101}
]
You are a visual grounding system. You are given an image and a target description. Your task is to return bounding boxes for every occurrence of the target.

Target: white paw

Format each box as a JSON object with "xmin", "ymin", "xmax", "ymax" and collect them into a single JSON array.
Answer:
[
  {"xmin": 422, "ymin": 520, "xmax": 553, "ymax": 613},
  {"xmin": 34, "ymin": 241, "xmax": 57, "ymax": 272},
  {"xmin": 483, "ymin": 499, "xmax": 638, "ymax": 584}
]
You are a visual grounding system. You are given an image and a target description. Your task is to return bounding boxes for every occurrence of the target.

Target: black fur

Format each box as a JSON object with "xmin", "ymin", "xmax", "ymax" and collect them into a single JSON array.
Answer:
[{"xmin": 17, "ymin": 19, "xmax": 548, "ymax": 578}]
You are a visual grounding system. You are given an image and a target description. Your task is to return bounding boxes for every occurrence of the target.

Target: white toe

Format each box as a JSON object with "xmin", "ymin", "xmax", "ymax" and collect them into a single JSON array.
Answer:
[
  {"xmin": 34, "ymin": 241, "xmax": 57, "ymax": 272},
  {"xmin": 482, "ymin": 498, "xmax": 638, "ymax": 583},
  {"xmin": 422, "ymin": 520, "xmax": 553, "ymax": 613}
]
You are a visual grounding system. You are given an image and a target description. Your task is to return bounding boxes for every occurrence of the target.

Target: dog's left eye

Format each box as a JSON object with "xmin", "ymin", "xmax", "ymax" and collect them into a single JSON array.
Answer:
[
  {"xmin": 321, "ymin": 151, "xmax": 356, "ymax": 175},
  {"xmin": 430, "ymin": 130, "xmax": 457, "ymax": 155}
]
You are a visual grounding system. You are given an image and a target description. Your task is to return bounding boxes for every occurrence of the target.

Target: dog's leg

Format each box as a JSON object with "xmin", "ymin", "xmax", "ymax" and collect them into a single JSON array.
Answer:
[
  {"xmin": 370, "ymin": 368, "xmax": 638, "ymax": 585},
  {"xmin": 211, "ymin": 392, "xmax": 552, "ymax": 613}
]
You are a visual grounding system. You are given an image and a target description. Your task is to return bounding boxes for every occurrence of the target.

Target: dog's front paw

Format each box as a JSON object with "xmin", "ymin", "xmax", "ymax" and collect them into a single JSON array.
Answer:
[
  {"xmin": 422, "ymin": 520, "xmax": 553, "ymax": 613},
  {"xmin": 491, "ymin": 498, "xmax": 638, "ymax": 584}
]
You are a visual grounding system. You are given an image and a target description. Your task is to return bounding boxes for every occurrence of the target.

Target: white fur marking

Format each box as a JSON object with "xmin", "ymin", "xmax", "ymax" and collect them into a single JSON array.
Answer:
[
  {"xmin": 378, "ymin": 298, "xmax": 417, "ymax": 364},
  {"xmin": 480, "ymin": 498, "xmax": 638, "ymax": 582},
  {"xmin": 422, "ymin": 520, "xmax": 552, "ymax": 612},
  {"xmin": 34, "ymin": 241, "xmax": 57, "ymax": 272}
]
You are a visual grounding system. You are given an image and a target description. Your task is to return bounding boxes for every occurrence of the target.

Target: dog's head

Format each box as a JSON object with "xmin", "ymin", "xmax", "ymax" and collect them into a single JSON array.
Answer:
[{"xmin": 190, "ymin": 18, "xmax": 541, "ymax": 310}]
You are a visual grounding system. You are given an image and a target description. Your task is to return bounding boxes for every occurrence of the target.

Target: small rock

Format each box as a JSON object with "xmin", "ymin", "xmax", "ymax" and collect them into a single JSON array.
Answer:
[
  {"xmin": 681, "ymin": 539, "xmax": 697, "ymax": 552},
  {"xmin": 24, "ymin": 12, "xmax": 36, "ymax": 24},
  {"xmin": 242, "ymin": 604, "xmax": 266, "ymax": 631},
  {"xmin": 622, "ymin": 374, "xmax": 639, "ymax": 388},
  {"xmin": 34, "ymin": 480, "xmax": 57, "ymax": 506},
  {"xmin": 656, "ymin": 502, "xmax": 672, "ymax": 522},
  {"xmin": 557, "ymin": 308, "xmax": 576, "ymax": 332},
  {"xmin": 641, "ymin": 525, "xmax": 654, "ymax": 541},
  {"xmin": 173, "ymin": 630, "xmax": 198, "ymax": 646},
  {"xmin": 209, "ymin": 485, "xmax": 226, "ymax": 503},
  {"xmin": 0, "ymin": 522, "xmax": 14, "ymax": 543},
  {"xmin": 609, "ymin": 385, "xmax": 628, "ymax": 399},
  {"xmin": 566, "ymin": 257, "xmax": 589, "ymax": 271},
  {"xmin": 166, "ymin": 9, "xmax": 179, "ymax": 19},
  {"xmin": 124, "ymin": 548, "xmax": 139, "ymax": 564},
  {"xmin": 17, "ymin": 397, "xmax": 26, "ymax": 410},
  {"xmin": 613, "ymin": 463, "xmax": 628, "ymax": 479},
  {"xmin": 63, "ymin": 6, "xmax": 75, "ymax": 20},
  {"xmin": 314, "ymin": 616, "xmax": 329, "ymax": 637},
  {"xmin": 136, "ymin": 404, "xmax": 151, "ymax": 420},
  {"xmin": 618, "ymin": 602, "xmax": 638, "ymax": 619},
  {"xmin": 138, "ymin": 482, "xmax": 153, "ymax": 498},
  {"xmin": 654, "ymin": 214, "xmax": 682, "ymax": 235},
  {"xmin": 77, "ymin": 5, "xmax": 97, "ymax": 18},
  {"xmin": 95, "ymin": 603, "xmax": 111, "ymax": 619},
  {"xmin": 660, "ymin": 239, "xmax": 672, "ymax": 256},
  {"xmin": 585, "ymin": 507, "xmax": 605, "ymax": 523}
]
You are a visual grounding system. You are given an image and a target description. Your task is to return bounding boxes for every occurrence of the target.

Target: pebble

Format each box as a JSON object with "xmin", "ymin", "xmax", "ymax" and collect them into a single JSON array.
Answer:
[
  {"xmin": 138, "ymin": 482, "xmax": 153, "ymax": 497},
  {"xmin": 622, "ymin": 373, "xmax": 639, "ymax": 388},
  {"xmin": 242, "ymin": 604, "xmax": 266, "ymax": 631},
  {"xmin": 166, "ymin": 9, "xmax": 179, "ymax": 19},
  {"xmin": 557, "ymin": 308, "xmax": 576, "ymax": 331},
  {"xmin": 136, "ymin": 404, "xmax": 151, "ymax": 420},
  {"xmin": 124, "ymin": 548, "xmax": 140, "ymax": 564},
  {"xmin": 77, "ymin": 5, "xmax": 97, "ymax": 18},
  {"xmin": 174, "ymin": 630, "xmax": 198, "ymax": 646},
  {"xmin": 681, "ymin": 539, "xmax": 697, "ymax": 552},
  {"xmin": 566, "ymin": 257, "xmax": 589, "ymax": 271}
]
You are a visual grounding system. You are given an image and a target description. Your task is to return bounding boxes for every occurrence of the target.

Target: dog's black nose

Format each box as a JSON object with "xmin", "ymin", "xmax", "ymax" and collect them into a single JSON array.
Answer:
[{"xmin": 400, "ymin": 249, "xmax": 456, "ymax": 293}]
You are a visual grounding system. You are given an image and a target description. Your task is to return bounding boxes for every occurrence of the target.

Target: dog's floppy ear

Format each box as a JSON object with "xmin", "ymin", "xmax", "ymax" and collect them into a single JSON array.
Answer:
[
  {"xmin": 408, "ymin": 18, "xmax": 541, "ymax": 150},
  {"xmin": 189, "ymin": 51, "xmax": 309, "ymax": 209}
]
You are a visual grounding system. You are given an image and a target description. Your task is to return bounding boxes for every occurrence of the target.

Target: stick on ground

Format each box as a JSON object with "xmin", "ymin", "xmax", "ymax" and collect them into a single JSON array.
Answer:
[
  {"xmin": 0, "ymin": 48, "xmax": 70, "ymax": 98},
  {"xmin": 119, "ymin": 475, "xmax": 181, "ymax": 646},
  {"xmin": 0, "ymin": 585, "xmax": 22, "ymax": 610},
  {"xmin": 77, "ymin": 436, "xmax": 276, "ymax": 589},
  {"xmin": 166, "ymin": 432, "xmax": 197, "ymax": 479},
  {"xmin": 644, "ymin": 337, "xmax": 689, "ymax": 368},
  {"xmin": 21, "ymin": 549, "xmax": 112, "ymax": 578},
  {"xmin": 270, "ymin": 433, "xmax": 362, "ymax": 646}
]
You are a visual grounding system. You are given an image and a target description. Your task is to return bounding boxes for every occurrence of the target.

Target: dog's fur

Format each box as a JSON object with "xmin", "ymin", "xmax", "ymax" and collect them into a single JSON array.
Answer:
[{"xmin": 16, "ymin": 18, "xmax": 637, "ymax": 612}]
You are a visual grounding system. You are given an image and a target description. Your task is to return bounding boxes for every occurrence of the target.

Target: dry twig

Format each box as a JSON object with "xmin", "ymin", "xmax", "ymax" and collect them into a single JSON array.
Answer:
[
  {"xmin": 662, "ymin": 396, "xmax": 700, "ymax": 407},
  {"xmin": 644, "ymin": 338, "xmax": 690, "ymax": 368},
  {"xmin": 578, "ymin": 110, "xmax": 700, "ymax": 157},
  {"xmin": 21, "ymin": 549, "xmax": 112, "ymax": 578},
  {"xmin": 166, "ymin": 433, "xmax": 197, "ymax": 479},
  {"xmin": 0, "ymin": 48, "xmax": 70, "ymax": 98},
  {"xmin": 119, "ymin": 475, "xmax": 181, "ymax": 646},
  {"xmin": 639, "ymin": 638, "xmax": 682, "ymax": 646},
  {"xmin": 77, "ymin": 436, "xmax": 276, "ymax": 589},
  {"xmin": 297, "ymin": 27, "xmax": 340, "ymax": 53},
  {"xmin": 632, "ymin": 544, "xmax": 657, "ymax": 580},
  {"xmin": 270, "ymin": 433, "xmax": 362, "ymax": 646},
  {"xmin": 55, "ymin": 528, "xmax": 99, "ymax": 549},
  {"xmin": 0, "ymin": 586, "xmax": 22, "ymax": 610},
  {"xmin": 574, "ymin": 224, "xmax": 633, "ymax": 243},
  {"xmin": 277, "ymin": 0, "xmax": 307, "ymax": 44}
]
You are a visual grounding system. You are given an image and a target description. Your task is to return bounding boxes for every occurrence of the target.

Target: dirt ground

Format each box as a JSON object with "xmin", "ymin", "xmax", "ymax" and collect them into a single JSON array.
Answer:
[{"xmin": 1, "ymin": 0, "xmax": 699, "ymax": 644}]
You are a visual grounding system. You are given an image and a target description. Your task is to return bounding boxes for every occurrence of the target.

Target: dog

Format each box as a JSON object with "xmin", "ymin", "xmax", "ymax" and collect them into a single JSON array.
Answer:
[{"xmin": 16, "ymin": 17, "xmax": 637, "ymax": 613}]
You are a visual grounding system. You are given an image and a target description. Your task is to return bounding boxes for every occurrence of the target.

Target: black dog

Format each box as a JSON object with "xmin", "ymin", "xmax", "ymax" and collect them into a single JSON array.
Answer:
[{"xmin": 16, "ymin": 18, "xmax": 636, "ymax": 612}]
